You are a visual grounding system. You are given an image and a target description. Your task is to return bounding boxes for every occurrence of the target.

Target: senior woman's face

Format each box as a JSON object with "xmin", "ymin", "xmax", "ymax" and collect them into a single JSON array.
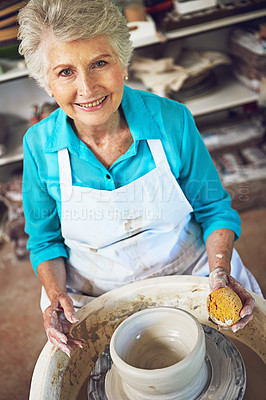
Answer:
[{"xmin": 45, "ymin": 35, "xmax": 126, "ymax": 132}]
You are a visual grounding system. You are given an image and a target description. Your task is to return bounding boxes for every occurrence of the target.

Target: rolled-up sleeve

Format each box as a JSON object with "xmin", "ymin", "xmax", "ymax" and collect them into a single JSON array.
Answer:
[
  {"xmin": 178, "ymin": 105, "xmax": 241, "ymax": 242},
  {"xmin": 22, "ymin": 136, "xmax": 68, "ymax": 274}
]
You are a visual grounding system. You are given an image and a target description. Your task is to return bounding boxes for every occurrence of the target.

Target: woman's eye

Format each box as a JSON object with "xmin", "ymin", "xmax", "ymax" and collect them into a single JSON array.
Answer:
[
  {"xmin": 94, "ymin": 60, "xmax": 107, "ymax": 68},
  {"xmin": 60, "ymin": 69, "xmax": 72, "ymax": 76}
]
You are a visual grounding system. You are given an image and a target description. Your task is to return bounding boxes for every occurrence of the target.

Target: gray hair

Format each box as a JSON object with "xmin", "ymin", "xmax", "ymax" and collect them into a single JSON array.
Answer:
[{"xmin": 18, "ymin": 0, "xmax": 133, "ymax": 89}]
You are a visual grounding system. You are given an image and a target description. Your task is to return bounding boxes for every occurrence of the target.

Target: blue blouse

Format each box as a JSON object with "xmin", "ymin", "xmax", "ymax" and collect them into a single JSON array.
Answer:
[{"xmin": 22, "ymin": 85, "xmax": 241, "ymax": 273}]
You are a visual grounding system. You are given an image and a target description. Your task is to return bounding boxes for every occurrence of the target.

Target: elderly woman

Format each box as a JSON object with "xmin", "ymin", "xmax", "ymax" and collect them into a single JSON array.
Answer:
[{"xmin": 18, "ymin": 0, "xmax": 262, "ymax": 357}]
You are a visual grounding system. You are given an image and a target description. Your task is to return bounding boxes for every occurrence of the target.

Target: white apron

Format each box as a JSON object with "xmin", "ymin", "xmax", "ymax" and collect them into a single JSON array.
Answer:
[{"xmin": 40, "ymin": 140, "xmax": 262, "ymax": 311}]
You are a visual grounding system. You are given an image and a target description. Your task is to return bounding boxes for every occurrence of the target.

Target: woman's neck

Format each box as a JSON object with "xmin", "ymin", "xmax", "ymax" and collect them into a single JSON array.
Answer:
[
  {"xmin": 72, "ymin": 108, "xmax": 123, "ymax": 146},
  {"xmin": 71, "ymin": 108, "xmax": 133, "ymax": 169}
]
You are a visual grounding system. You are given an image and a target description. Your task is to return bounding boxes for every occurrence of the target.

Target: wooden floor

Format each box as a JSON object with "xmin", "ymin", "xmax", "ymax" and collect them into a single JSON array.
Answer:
[{"xmin": 0, "ymin": 207, "xmax": 265, "ymax": 400}]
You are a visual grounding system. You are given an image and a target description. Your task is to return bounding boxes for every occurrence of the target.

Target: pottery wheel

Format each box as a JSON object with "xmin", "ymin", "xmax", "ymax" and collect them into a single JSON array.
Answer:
[
  {"xmin": 29, "ymin": 276, "xmax": 265, "ymax": 400},
  {"xmin": 87, "ymin": 324, "xmax": 246, "ymax": 400}
]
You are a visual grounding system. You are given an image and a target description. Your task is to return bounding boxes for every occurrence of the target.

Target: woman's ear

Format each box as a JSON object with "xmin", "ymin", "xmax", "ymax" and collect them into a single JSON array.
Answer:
[
  {"xmin": 124, "ymin": 66, "xmax": 129, "ymax": 81},
  {"xmin": 45, "ymin": 85, "xmax": 54, "ymax": 97}
]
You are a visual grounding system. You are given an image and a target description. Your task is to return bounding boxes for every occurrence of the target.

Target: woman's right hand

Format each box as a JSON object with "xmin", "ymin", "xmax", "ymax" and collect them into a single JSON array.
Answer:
[
  {"xmin": 43, "ymin": 293, "xmax": 85, "ymax": 357},
  {"xmin": 209, "ymin": 267, "xmax": 255, "ymax": 333}
]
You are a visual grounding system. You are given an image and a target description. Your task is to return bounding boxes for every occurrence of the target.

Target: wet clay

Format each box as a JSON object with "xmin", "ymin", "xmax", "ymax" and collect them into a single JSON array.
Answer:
[
  {"xmin": 128, "ymin": 336, "xmax": 187, "ymax": 369},
  {"xmin": 78, "ymin": 339, "xmax": 266, "ymax": 400}
]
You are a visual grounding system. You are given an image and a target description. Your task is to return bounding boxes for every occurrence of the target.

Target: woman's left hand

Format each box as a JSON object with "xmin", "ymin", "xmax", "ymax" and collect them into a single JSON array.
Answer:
[
  {"xmin": 209, "ymin": 267, "xmax": 256, "ymax": 333},
  {"xmin": 43, "ymin": 298, "xmax": 86, "ymax": 357}
]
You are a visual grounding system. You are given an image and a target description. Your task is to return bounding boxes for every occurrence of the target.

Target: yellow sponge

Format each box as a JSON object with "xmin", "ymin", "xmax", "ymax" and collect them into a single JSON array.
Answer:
[{"xmin": 207, "ymin": 288, "xmax": 242, "ymax": 327}]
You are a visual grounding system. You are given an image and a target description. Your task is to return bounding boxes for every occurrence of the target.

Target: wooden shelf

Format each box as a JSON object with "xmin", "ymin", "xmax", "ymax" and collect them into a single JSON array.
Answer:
[
  {"xmin": 134, "ymin": 8, "xmax": 266, "ymax": 47},
  {"xmin": 0, "ymin": 149, "xmax": 23, "ymax": 166},
  {"xmin": 165, "ymin": 8, "xmax": 266, "ymax": 40},
  {"xmin": 183, "ymin": 73, "xmax": 259, "ymax": 117},
  {"xmin": 0, "ymin": 118, "xmax": 29, "ymax": 167},
  {"xmin": 129, "ymin": 72, "xmax": 259, "ymax": 117},
  {"xmin": 0, "ymin": 67, "xmax": 28, "ymax": 83}
]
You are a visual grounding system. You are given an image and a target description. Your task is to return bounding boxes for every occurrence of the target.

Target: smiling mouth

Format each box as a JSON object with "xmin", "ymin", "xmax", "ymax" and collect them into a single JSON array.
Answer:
[{"xmin": 77, "ymin": 96, "xmax": 107, "ymax": 108}]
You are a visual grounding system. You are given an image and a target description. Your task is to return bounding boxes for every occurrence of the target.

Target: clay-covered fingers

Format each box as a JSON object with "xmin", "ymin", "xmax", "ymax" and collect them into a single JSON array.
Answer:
[
  {"xmin": 46, "ymin": 324, "xmax": 85, "ymax": 357},
  {"xmin": 46, "ymin": 325, "xmax": 72, "ymax": 357},
  {"xmin": 224, "ymin": 275, "xmax": 255, "ymax": 332},
  {"xmin": 58, "ymin": 313, "xmax": 86, "ymax": 350},
  {"xmin": 231, "ymin": 313, "xmax": 253, "ymax": 333},
  {"xmin": 43, "ymin": 298, "xmax": 85, "ymax": 357},
  {"xmin": 227, "ymin": 275, "xmax": 256, "ymax": 315},
  {"xmin": 57, "ymin": 294, "xmax": 79, "ymax": 324},
  {"xmin": 229, "ymin": 280, "xmax": 255, "ymax": 332},
  {"xmin": 240, "ymin": 295, "xmax": 256, "ymax": 318},
  {"xmin": 43, "ymin": 306, "xmax": 70, "ymax": 356},
  {"xmin": 65, "ymin": 334, "xmax": 86, "ymax": 349}
]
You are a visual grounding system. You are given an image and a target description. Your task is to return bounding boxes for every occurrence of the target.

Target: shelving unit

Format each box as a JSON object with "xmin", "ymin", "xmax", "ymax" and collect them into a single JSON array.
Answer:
[
  {"xmin": 164, "ymin": 8, "xmax": 266, "ymax": 41},
  {"xmin": 129, "ymin": 69, "xmax": 260, "ymax": 117},
  {"xmin": 132, "ymin": 7, "xmax": 266, "ymax": 47},
  {"xmin": 183, "ymin": 71, "xmax": 259, "ymax": 117},
  {"xmin": 0, "ymin": 66, "xmax": 28, "ymax": 83},
  {"xmin": 0, "ymin": 76, "xmax": 50, "ymax": 169},
  {"xmin": 0, "ymin": 119, "xmax": 29, "ymax": 167},
  {"xmin": 0, "ymin": 6, "xmax": 265, "ymax": 169}
]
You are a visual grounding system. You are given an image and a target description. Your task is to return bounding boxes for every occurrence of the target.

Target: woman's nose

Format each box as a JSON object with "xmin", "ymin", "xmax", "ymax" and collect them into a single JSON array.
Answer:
[{"xmin": 77, "ymin": 71, "xmax": 96, "ymax": 96}]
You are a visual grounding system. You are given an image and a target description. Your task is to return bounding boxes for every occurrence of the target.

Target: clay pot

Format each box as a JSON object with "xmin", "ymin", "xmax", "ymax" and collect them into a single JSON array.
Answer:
[{"xmin": 108, "ymin": 307, "xmax": 208, "ymax": 400}]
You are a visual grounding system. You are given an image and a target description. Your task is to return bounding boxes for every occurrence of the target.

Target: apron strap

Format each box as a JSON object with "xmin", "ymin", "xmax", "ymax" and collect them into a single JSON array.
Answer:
[
  {"xmin": 58, "ymin": 148, "xmax": 72, "ymax": 201},
  {"xmin": 147, "ymin": 139, "xmax": 169, "ymax": 168}
]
